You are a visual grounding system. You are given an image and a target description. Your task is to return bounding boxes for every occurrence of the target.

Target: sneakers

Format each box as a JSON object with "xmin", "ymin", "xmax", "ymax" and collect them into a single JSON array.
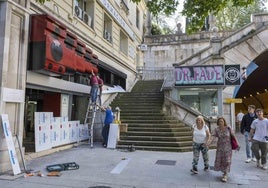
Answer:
[
  {"xmin": 257, "ymin": 160, "xmax": 262, "ymax": 168},
  {"xmin": 262, "ymin": 164, "xmax": 267, "ymax": 170},
  {"xmin": 245, "ymin": 158, "xmax": 251, "ymax": 163},
  {"xmin": 252, "ymin": 158, "xmax": 257, "ymax": 162},
  {"xmin": 190, "ymin": 167, "xmax": 198, "ymax": 174},
  {"xmin": 256, "ymin": 160, "xmax": 267, "ymax": 169}
]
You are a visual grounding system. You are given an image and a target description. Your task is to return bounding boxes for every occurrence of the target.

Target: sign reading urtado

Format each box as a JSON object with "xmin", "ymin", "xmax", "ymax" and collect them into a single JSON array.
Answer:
[{"xmin": 174, "ymin": 65, "xmax": 224, "ymax": 86}]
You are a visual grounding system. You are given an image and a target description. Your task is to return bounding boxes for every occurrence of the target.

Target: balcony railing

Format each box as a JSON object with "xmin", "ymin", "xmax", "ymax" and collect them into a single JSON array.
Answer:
[{"xmin": 137, "ymin": 66, "xmax": 175, "ymax": 90}]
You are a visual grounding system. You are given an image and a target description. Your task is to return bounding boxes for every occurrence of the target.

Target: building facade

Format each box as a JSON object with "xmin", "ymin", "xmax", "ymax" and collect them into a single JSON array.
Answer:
[
  {"xmin": 0, "ymin": 0, "xmax": 147, "ymax": 173},
  {"xmin": 143, "ymin": 13, "xmax": 268, "ymax": 131}
]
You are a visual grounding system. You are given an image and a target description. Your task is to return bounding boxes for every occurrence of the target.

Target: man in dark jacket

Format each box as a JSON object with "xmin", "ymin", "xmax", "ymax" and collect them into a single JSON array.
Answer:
[{"xmin": 240, "ymin": 105, "xmax": 257, "ymax": 163}]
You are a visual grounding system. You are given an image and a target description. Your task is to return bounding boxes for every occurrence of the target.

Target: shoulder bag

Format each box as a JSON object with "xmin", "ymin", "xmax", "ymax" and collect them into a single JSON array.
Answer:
[{"xmin": 228, "ymin": 127, "xmax": 239, "ymax": 150}]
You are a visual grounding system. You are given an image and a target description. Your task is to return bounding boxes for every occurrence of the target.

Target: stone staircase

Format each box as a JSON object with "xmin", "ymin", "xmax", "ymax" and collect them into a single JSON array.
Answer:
[{"xmin": 110, "ymin": 80, "xmax": 193, "ymax": 152}]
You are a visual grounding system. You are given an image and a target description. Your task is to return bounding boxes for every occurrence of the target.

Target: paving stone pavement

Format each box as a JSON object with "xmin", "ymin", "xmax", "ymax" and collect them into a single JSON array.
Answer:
[{"xmin": 1, "ymin": 133, "xmax": 268, "ymax": 188}]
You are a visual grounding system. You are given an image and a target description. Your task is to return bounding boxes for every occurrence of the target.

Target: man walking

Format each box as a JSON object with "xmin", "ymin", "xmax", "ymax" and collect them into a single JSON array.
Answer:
[
  {"xmin": 236, "ymin": 110, "xmax": 244, "ymax": 130},
  {"xmin": 249, "ymin": 108, "xmax": 268, "ymax": 170},
  {"xmin": 240, "ymin": 105, "xmax": 257, "ymax": 163}
]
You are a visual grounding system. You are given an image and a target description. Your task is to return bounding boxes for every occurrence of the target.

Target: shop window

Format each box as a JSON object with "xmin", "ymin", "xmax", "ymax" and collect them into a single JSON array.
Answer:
[
  {"xmin": 71, "ymin": 95, "xmax": 88, "ymax": 123},
  {"xmin": 176, "ymin": 88, "xmax": 218, "ymax": 117},
  {"xmin": 98, "ymin": 66, "xmax": 126, "ymax": 90},
  {"xmin": 74, "ymin": 0, "xmax": 94, "ymax": 28},
  {"xmin": 61, "ymin": 64, "xmax": 126, "ymax": 89},
  {"xmin": 120, "ymin": 30, "xmax": 128, "ymax": 56},
  {"xmin": 103, "ymin": 14, "xmax": 112, "ymax": 43}
]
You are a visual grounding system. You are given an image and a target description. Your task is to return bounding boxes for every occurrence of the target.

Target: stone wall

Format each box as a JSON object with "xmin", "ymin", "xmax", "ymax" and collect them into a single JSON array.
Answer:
[{"xmin": 0, "ymin": 0, "xmax": 29, "ymax": 173}]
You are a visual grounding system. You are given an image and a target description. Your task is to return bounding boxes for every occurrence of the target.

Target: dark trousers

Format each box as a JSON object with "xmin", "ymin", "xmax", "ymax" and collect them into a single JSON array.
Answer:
[
  {"xmin": 90, "ymin": 85, "xmax": 99, "ymax": 103},
  {"xmin": 251, "ymin": 140, "xmax": 268, "ymax": 165},
  {"xmin": 102, "ymin": 124, "xmax": 110, "ymax": 145}
]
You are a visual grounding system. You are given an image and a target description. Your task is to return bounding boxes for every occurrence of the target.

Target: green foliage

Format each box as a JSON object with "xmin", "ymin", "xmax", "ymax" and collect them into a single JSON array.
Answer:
[
  {"xmin": 182, "ymin": 0, "xmax": 254, "ymax": 33},
  {"xmin": 162, "ymin": 26, "xmax": 174, "ymax": 35},
  {"xmin": 151, "ymin": 14, "xmax": 178, "ymax": 35},
  {"xmin": 132, "ymin": 0, "xmax": 179, "ymax": 16},
  {"xmin": 151, "ymin": 23, "xmax": 163, "ymax": 35},
  {"xmin": 215, "ymin": 0, "xmax": 267, "ymax": 30},
  {"xmin": 35, "ymin": 0, "xmax": 50, "ymax": 3},
  {"xmin": 36, "ymin": 0, "xmax": 262, "ymax": 34},
  {"xmin": 132, "ymin": 0, "xmax": 256, "ymax": 33}
]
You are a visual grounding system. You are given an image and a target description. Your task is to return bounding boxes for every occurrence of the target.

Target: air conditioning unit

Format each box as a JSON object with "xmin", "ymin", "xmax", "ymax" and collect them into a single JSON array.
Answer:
[
  {"xmin": 104, "ymin": 30, "xmax": 109, "ymax": 39},
  {"xmin": 140, "ymin": 44, "xmax": 147, "ymax": 51},
  {"xmin": 104, "ymin": 31, "xmax": 112, "ymax": 42},
  {"xmin": 74, "ymin": 5, "xmax": 83, "ymax": 19},
  {"xmin": 83, "ymin": 12, "xmax": 92, "ymax": 27},
  {"xmin": 107, "ymin": 33, "xmax": 112, "ymax": 42}
]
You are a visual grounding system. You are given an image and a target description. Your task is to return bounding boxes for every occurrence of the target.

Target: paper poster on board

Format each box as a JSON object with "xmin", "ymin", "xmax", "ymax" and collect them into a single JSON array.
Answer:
[
  {"xmin": 61, "ymin": 94, "xmax": 69, "ymax": 117},
  {"xmin": 34, "ymin": 112, "xmax": 52, "ymax": 152},
  {"xmin": 1, "ymin": 114, "xmax": 21, "ymax": 175}
]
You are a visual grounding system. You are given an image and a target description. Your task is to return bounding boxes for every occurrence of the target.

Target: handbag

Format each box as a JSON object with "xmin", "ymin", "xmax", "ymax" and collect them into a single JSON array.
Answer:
[
  {"xmin": 228, "ymin": 127, "xmax": 239, "ymax": 150},
  {"xmin": 231, "ymin": 136, "xmax": 239, "ymax": 150}
]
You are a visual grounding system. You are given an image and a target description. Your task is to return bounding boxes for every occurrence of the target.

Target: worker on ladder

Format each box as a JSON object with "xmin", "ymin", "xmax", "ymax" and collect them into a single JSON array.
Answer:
[
  {"xmin": 89, "ymin": 70, "xmax": 99, "ymax": 104},
  {"xmin": 97, "ymin": 74, "xmax": 103, "ymax": 106},
  {"xmin": 85, "ymin": 70, "xmax": 100, "ymax": 147}
]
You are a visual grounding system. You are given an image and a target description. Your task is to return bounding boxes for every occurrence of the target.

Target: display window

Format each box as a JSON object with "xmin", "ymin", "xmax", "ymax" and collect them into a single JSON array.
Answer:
[{"xmin": 175, "ymin": 88, "xmax": 218, "ymax": 116}]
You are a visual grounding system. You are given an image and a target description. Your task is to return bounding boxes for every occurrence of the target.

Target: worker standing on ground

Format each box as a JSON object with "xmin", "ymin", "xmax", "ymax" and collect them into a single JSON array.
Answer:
[{"xmin": 99, "ymin": 105, "xmax": 114, "ymax": 147}]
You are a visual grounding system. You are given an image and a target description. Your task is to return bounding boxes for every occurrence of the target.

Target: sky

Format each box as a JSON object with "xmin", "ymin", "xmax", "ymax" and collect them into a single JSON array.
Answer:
[{"xmin": 165, "ymin": 0, "xmax": 185, "ymax": 32}]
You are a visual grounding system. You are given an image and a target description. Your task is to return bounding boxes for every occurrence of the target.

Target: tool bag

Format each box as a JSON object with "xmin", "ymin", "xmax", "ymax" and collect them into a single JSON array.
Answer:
[{"xmin": 46, "ymin": 162, "xmax": 79, "ymax": 172}]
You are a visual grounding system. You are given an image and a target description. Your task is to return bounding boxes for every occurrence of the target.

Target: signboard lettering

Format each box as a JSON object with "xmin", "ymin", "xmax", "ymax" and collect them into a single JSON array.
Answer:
[
  {"xmin": 174, "ymin": 64, "xmax": 241, "ymax": 86},
  {"xmin": 225, "ymin": 98, "xmax": 242, "ymax": 103},
  {"xmin": 175, "ymin": 65, "xmax": 224, "ymax": 86}
]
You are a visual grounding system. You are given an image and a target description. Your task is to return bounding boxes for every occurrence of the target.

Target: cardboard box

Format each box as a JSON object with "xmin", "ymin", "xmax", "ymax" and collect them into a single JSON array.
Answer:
[{"xmin": 120, "ymin": 124, "xmax": 128, "ymax": 133}]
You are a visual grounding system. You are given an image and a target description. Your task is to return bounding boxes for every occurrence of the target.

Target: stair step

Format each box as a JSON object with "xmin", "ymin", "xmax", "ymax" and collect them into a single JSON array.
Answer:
[
  {"xmin": 117, "ymin": 145, "xmax": 193, "ymax": 152},
  {"xmin": 114, "ymin": 103, "xmax": 163, "ymax": 106},
  {"xmin": 110, "ymin": 80, "xmax": 193, "ymax": 152},
  {"xmin": 127, "ymin": 127, "xmax": 191, "ymax": 132},
  {"xmin": 126, "ymin": 123, "xmax": 186, "ymax": 127},
  {"xmin": 120, "ymin": 116, "xmax": 176, "ymax": 120},
  {"xmin": 125, "ymin": 131, "xmax": 192, "ymax": 137},
  {"xmin": 118, "ymin": 140, "xmax": 192, "ymax": 147},
  {"xmin": 120, "ymin": 135, "xmax": 193, "ymax": 142},
  {"xmin": 121, "ymin": 119, "xmax": 182, "ymax": 123},
  {"xmin": 119, "ymin": 110, "xmax": 163, "ymax": 113},
  {"xmin": 116, "ymin": 108, "xmax": 163, "ymax": 111}
]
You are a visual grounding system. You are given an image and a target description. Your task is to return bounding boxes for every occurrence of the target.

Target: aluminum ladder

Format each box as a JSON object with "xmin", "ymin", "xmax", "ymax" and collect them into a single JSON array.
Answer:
[{"xmin": 84, "ymin": 101, "xmax": 97, "ymax": 148}]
